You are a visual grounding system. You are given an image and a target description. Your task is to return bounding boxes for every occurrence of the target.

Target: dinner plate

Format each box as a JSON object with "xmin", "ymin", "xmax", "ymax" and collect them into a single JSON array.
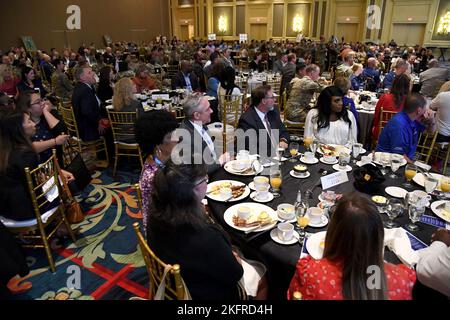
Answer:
[
  {"xmin": 249, "ymin": 191, "xmax": 274, "ymax": 203},
  {"xmin": 430, "ymin": 200, "xmax": 450, "ymax": 223},
  {"xmin": 206, "ymin": 180, "xmax": 250, "ymax": 202},
  {"xmin": 300, "ymin": 157, "xmax": 319, "ymax": 165},
  {"xmin": 319, "ymin": 157, "xmax": 338, "ymax": 165},
  {"xmin": 224, "ymin": 161, "xmax": 263, "ymax": 176},
  {"xmin": 368, "ymin": 152, "xmax": 407, "ymax": 167},
  {"xmin": 223, "ymin": 203, "xmax": 277, "ymax": 232},
  {"xmin": 317, "ymin": 144, "xmax": 351, "ymax": 157},
  {"xmin": 332, "ymin": 164, "xmax": 352, "ymax": 172},
  {"xmin": 289, "ymin": 170, "xmax": 311, "ymax": 179},
  {"xmin": 413, "ymin": 173, "xmax": 445, "ymax": 191},
  {"xmin": 270, "ymin": 229, "xmax": 300, "ymax": 245},
  {"xmin": 306, "ymin": 231, "xmax": 327, "ymax": 260},
  {"xmin": 385, "ymin": 186, "xmax": 407, "ymax": 199}
]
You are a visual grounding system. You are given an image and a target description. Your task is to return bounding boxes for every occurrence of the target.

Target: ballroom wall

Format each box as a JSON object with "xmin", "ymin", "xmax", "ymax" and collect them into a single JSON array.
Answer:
[{"xmin": 0, "ymin": 0, "xmax": 170, "ymax": 51}]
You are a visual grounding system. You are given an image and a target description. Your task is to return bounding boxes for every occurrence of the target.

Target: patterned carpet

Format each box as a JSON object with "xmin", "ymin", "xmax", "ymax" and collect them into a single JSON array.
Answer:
[{"xmin": 9, "ymin": 169, "xmax": 148, "ymax": 300}]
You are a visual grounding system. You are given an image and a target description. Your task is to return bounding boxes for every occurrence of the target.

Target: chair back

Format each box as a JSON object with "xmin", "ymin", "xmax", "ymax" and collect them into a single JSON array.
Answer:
[
  {"xmin": 170, "ymin": 107, "xmax": 186, "ymax": 122},
  {"xmin": 415, "ymin": 131, "xmax": 438, "ymax": 164},
  {"xmin": 58, "ymin": 101, "xmax": 81, "ymax": 140},
  {"xmin": 218, "ymin": 93, "xmax": 243, "ymax": 153},
  {"xmin": 133, "ymin": 222, "xmax": 187, "ymax": 300},
  {"xmin": 239, "ymin": 59, "xmax": 249, "ymax": 71},
  {"xmin": 378, "ymin": 107, "xmax": 397, "ymax": 139},
  {"xmin": 106, "ymin": 109, "xmax": 138, "ymax": 143},
  {"xmin": 284, "ymin": 120, "xmax": 305, "ymax": 138}
]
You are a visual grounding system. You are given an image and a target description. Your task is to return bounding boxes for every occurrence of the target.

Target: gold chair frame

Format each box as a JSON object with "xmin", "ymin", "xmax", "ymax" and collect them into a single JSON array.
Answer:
[
  {"xmin": 218, "ymin": 93, "xmax": 244, "ymax": 153},
  {"xmin": 415, "ymin": 131, "xmax": 438, "ymax": 164}
]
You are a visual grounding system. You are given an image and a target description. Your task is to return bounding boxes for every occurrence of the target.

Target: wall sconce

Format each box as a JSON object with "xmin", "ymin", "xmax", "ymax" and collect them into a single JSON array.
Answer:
[
  {"xmin": 437, "ymin": 11, "xmax": 450, "ymax": 35},
  {"xmin": 218, "ymin": 15, "xmax": 227, "ymax": 34},
  {"xmin": 293, "ymin": 14, "xmax": 304, "ymax": 33}
]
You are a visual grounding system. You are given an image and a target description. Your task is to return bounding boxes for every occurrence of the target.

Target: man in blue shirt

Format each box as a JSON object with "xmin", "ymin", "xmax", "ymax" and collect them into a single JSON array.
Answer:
[
  {"xmin": 362, "ymin": 58, "xmax": 381, "ymax": 91},
  {"xmin": 376, "ymin": 94, "xmax": 435, "ymax": 162},
  {"xmin": 383, "ymin": 58, "xmax": 408, "ymax": 90}
]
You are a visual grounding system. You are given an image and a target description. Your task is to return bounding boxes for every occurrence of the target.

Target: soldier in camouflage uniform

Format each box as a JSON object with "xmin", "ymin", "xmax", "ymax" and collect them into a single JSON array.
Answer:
[
  {"xmin": 334, "ymin": 53, "xmax": 354, "ymax": 79},
  {"xmin": 285, "ymin": 64, "xmax": 327, "ymax": 123}
]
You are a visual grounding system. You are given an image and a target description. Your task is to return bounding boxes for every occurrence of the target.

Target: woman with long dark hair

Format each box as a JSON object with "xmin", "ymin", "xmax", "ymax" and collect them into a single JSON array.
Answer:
[
  {"xmin": 16, "ymin": 66, "xmax": 47, "ymax": 97},
  {"xmin": 218, "ymin": 66, "xmax": 242, "ymax": 123},
  {"xmin": 372, "ymin": 73, "xmax": 411, "ymax": 141},
  {"xmin": 97, "ymin": 66, "xmax": 114, "ymax": 103},
  {"xmin": 304, "ymin": 85, "xmax": 357, "ymax": 145},
  {"xmin": 288, "ymin": 193, "xmax": 416, "ymax": 300}
]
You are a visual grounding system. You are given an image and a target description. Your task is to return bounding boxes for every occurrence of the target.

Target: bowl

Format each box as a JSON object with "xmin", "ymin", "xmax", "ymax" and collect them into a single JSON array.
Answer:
[
  {"xmin": 294, "ymin": 164, "xmax": 308, "ymax": 174},
  {"xmin": 277, "ymin": 204, "xmax": 295, "ymax": 220}
]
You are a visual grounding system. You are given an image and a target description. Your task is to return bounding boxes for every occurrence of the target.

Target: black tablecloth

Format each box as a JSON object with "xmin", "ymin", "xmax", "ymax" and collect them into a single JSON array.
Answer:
[{"xmin": 208, "ymin": 148, "xmax": 438, "ymax": 300}]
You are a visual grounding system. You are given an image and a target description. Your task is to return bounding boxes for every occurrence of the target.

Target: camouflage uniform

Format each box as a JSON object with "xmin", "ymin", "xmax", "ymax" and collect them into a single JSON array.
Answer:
[
  {"xmin": 316, "ymin": 43, "xmax": 327, "ymax": 72},
  {"xmin": 285, "ymin": 76, "xmax": 326, "ymax": 123},
  {"xmin": 334, "ymin": 63, "xmax": 353, "ymax": 79}
]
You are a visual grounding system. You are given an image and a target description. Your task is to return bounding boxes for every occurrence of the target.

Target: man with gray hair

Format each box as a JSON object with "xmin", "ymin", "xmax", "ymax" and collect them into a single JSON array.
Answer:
[
  {"xmin": 419, "ymin": 59, "xmax": 450, "ymax": 98},
  {"xmin": 177, "ymin": 93, "xmax": 230, "ymax": 173},
  {"xmin": 383, "ymin": 58, "xmax": 408, "ymax": 90}
]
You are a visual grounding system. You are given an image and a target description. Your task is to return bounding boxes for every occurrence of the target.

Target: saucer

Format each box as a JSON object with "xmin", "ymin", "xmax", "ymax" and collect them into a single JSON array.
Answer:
[
  {"xmin": 332, "ymin": 164, "xmax": 352, "ymax": 172},
  {"xmin": 308, "ymin": 215, "xmax": 329, "ymax": 228},
  {"xmin": 356, "ymin": 161, "xmax": 375, "ymax": 167},
  {"xmin": 270, "ymin": 229, "xmax": 300, "ymax": 245},
  {"xmin": 319, "ymin": 157, "xmax": 338, "ymax": 165},
  {"xmin": 385, "ymin": 186, "xmax": 407, "ymax": 199},
  {"xmin": 290, "ymin": 170, "xmax": 311, "ymax": 179},
  {"xmin": 250, "ymin": 191, "xmax": 274, "ymax": 203},
  {"xmin": 300, "ymin": 157, "xmax": 319, "ymax": 165}
]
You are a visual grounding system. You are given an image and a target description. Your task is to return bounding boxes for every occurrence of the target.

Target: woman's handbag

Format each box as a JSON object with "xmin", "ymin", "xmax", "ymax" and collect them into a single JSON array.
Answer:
[{"xmin": 62, "ymin": 142, "xmax": 92, "ymax": 195}]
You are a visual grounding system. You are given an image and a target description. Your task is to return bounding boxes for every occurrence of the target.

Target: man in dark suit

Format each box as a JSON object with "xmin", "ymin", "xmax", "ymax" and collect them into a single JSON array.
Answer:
[
  {"xmin": 237, "ymin": 84, "xmax": 289, "ymax": 158},
  {"xmin": 72, "ymin": 65, "xmax": 105, "ymax": 142},
  {"xmin": 280, "ymin": 53, "xmax": 297, "ymax": 95},
  {"xmin": 175, "ymin": 94, "xmax": 229, "ymax": 174},
  {"xmin": 171, "ymin": 60, "xmax": 200, "ymax": 91}
]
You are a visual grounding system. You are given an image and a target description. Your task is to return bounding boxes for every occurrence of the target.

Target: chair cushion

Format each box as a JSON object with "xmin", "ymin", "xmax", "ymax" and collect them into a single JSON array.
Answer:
[{"xmin": 0, "ymin": 205, "xmax": 60, "ymax": 228}]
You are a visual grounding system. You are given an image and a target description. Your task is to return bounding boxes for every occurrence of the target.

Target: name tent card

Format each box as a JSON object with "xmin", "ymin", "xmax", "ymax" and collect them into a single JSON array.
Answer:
[{"xmin": 321, "ymin": 171, "xmax": 349, "ymax": 190}]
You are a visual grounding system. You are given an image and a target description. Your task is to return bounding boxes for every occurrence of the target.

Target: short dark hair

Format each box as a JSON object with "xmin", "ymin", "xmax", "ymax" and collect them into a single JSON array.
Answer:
[
  {"xmin": 403, "ymin": 93, "xmax": 426, "ymax": 114},
  {"xmin": 296, "ymin": 62, "xmax": 306, "ymax": 73},
  {"xmin": 251, "ymin": 84, "xmax": 272, "ymax": 107}
]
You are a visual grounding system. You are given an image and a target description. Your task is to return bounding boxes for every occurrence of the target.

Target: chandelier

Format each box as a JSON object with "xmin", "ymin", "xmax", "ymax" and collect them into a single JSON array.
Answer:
[
  {"xmin": 437, "ymin": 11, "xmax": 450, "ymax": 35},
  {"xmin": 293, "ymin": 14, "xmax": 304, "ymax": 33},
  {"xmin": 218, "ymin": 15, "xmax": 227, "ymax": 33}
]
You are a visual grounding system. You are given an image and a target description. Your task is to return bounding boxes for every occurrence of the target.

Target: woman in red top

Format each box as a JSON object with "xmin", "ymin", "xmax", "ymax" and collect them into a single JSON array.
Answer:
[
  {"xmin": 372, "ymin": 73, "xmax": 411, "ymax": 142},
  {"xmin": 288, "ymin": 193, "xmax": 416, "ymax": 300}
]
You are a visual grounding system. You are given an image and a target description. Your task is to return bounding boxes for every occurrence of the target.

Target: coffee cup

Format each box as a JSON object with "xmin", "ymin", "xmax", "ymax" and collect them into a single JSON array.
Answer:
[
  {"xmin": 253, "ymin": 176, "xmax": 269, "ymax": 189},
  {"xmin": 304, "ymin": 151, "xmax": 314, "ymax": 161},
  {"xmin": 277, "ymin": 222, "xmax": 294, "ymax": 241},
  {"xmin": 360, "ymin": 155, "xmax": 371, "ymax": 165},
  {"xmin": 236, "ymin": 150, "xmax": 250, "ymax": 161},
  {"xmin": 255, "ymin": 184, "xmax": 270, "ymax": 200},
  {"xmin": 277, "ymin": 204, "xmax": 295, "ymax": 220},
  {"xmin": 307, "ymin": 207, "xmax": 324, "ymax": 224},
  {"xmin": 237, "ymin": 206, "xmax": 252, "ymax": 220},
  {"xmin": 220, "ymin": 187, "xmax": 232, "ymax": 199},
  {"xmin": 232, "ymin": 160, "xmax": 248, "ymax": 171}
]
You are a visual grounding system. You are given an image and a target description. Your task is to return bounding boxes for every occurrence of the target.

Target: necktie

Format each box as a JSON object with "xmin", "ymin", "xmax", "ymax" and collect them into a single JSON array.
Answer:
[{"xmin": 264, "ymin": 114, "xmax": 277, "ymax": 149}]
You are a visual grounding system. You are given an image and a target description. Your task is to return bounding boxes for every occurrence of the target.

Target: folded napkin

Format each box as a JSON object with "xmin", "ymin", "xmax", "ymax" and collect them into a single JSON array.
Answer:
[{"xmin": 384, "ymin": 228, "xmax": 420, "ymax": 268}]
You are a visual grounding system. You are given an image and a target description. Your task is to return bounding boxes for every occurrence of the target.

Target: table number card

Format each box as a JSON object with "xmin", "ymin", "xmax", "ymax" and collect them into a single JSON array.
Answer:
[{"xmin": 321, "ymin": 171, "xmax": 349, "ymax": 190}]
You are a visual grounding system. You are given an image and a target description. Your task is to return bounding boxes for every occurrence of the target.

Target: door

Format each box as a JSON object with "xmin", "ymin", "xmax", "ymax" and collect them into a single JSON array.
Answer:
[
  {"xmin": 391, "ymin": 24, "xmax": 426, "ymax": 46},
  {"xmin": 250, "ymin": 24, "xmax": 267, "ymax": 41},
  {"xmin": 180, "ymin": 25, "xmax": 189, "ymax": 41},
  {"xmin": 336, "ymin": 23, "xmax": 359, "ymax": 43}
]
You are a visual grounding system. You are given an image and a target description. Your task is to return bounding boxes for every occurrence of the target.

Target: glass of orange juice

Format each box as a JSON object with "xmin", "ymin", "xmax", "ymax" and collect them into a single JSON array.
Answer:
[
  {"xmin": 289, "ymin": 142, "xmax": 300, "ymax": 162},
  {"xmin": 440, "ymin": 176, "xmax": 450, "ymax": 194},
  {"xmin": 303, "ymin": 136, "xmax": 313, "ymax": 149},
  {"xmin": 270, "ymin": 167, "xmax": 282, "ymax": 198},
  {"xmin": 403, "ymin": 164, "xmax": 417, "ymax": 188}
]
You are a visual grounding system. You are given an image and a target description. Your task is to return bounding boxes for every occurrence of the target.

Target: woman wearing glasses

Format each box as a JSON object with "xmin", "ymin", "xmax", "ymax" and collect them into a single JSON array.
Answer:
[{"xmin": 147, "ymin": 159, "xmax": 267, "ymax": 300}]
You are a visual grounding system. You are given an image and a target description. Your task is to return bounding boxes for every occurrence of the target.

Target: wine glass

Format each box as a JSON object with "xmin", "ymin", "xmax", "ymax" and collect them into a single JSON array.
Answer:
[
  {"xmin": 389, "ymin": 154, "xmax": 402, "ymax": 178},
  {"xmin": 289, "ymin": 142, "xmax": 300, "ymax": 162},
  {"xmin": 270, "ymin": 167, "xmax": 282, "ymax": 198},
  {"xmin": 405, "ymin": 203, "xmax": 425, "ymax": 231},
  {"xmin": 385, "ymin": 198, "xmax": 403, "ymax": 228},
  {"xmin": 424, "ymin": 176, "xmax": 439, "ymax": 194},
  {"xmin": 310, "ymin": 139, "xmax": 319, "ymax": 155},
  {"xmin": 352, "ymin": 142, "xmax": 362, "ymax": 164},
  {"xmin": 403, "ymin": 164, "xmax": 417, "ymax": 188},
  {"xmin": 380, "ymin": 153, "xmax": 390, "ymax": 175},
  {"xmin": 303, "ymin": 136, "xmax": 313, "ymax": 150},
  {"xmin": 296, "ymin": 214, "xmax": 309, "ymax": 246}
]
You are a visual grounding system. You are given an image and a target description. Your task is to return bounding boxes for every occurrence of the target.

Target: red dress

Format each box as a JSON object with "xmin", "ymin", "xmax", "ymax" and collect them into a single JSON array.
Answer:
[
  {"xmin": 372, "ymin": 93, "xmax": 405, "ymax": 141},
  {"xmin": 288, "ymin": 256, "xmax": 416, "ymax": 300}
]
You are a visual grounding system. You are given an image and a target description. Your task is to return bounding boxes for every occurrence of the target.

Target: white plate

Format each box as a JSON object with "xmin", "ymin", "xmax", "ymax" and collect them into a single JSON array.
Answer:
[
  {"xmin": 430, "ymin": 200, "xmax": 450, "ymax": 223},
  {"xmin": 248, "ymin": 182, "xmax": 256, "ymax": 191},
  {"xmin": 319, "ymin": 157, "xmax": 338, "ymax": 165},
  {"xmin": 300, "ymin": 157, "xmax": 319, "ymax": 165},
  {"xmin": 413, "ymin": 173, "xmax": 445, "ymax": 191},
  {"xmin": 270, "ymin": 229, "xmax": 300, "ymax": 245},
  {"xmin": 368, "ymin": 152, "xmax": 407, "ymax": 167},
  {"xmin": 356, "ymin": 161, "xmax": 376, "ymax": 167},
  {"xmin": 289, "ymin": 170, "xmax": 311, "ymax": 179},
  {"xmin": 223, "ymin": 203, "xmax": 277, "ymax": 232},
  {"xmin": 277, "ymin": 213, "xmax": 296, "ymax": 223},
  {"xmin": 307, "ymin": 215, "xmax": 329, "ymax": 228},
  {"xmin": 385, "ymin": 186, "xmax": 407, "ymax": 199},
  {"xmin": 105, "ymin": 99, "xmax": 113, "ymax": 104},
  {"xmin": 224, "ymin": 161, "xmax": 263, "ymax": 176},
  {"xmin": 206, "ymin": 180, "xmax": 250, "ymax": 202},
  {"xmin": 332, "ymin": 164, "xmax": 352, "ymax": 172},
  {"xmin": 317, "ymin": 144, "xmax": 351, "ymax": 157},
  {"xmin": 306, "ymin": 231, "xmax": 327, "ymax": 260},
  {"xmin": 272, "ymin": 156, "xmax": 288, "ymax": 162},
  {"xmin": 249, "ymin": 191, "xmax": 274, "ymax": 203}
]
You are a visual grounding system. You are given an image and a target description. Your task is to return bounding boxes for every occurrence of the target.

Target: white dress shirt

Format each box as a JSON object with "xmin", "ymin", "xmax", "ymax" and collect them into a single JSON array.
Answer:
[
  {"xmin": 417, "ymin": 241, "xmax": 450, "ymax": 297},
  {"xmin": 190, "ymin": 120, "xmax": 217, "ymax": 160},
  {"xmin": 430, "ymin": 92, "xmax": 450, "ymax": 137}
]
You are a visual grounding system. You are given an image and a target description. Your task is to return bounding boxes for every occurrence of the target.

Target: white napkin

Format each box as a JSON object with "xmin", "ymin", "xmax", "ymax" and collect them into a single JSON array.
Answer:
[{"xmin": 384, "ymin": 228, "xmax": 419, "ymax": 268}]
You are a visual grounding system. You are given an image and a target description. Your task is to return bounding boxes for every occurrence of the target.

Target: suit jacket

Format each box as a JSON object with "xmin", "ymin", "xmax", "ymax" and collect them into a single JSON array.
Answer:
[
  {"xmin": 178, "ymin": 119, "xmax": 221, "ymax": 174},
  {"xmin": 72, "ymin": 82, "xmax": 101, "ymax": 141},
  {"xmin": 237, "ymin": 106, "xmax": 290, "ymax": 157},
  {"xmin": 171, "ymin": 71, "xmax": 200, "ymax": 91}
]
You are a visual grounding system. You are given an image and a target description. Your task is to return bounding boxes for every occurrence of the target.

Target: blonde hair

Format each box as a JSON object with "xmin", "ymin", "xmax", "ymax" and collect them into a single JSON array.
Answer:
[
  {"xmin": 0, "ymin": 64, "xmax": 14, "ymax": 85},
  {"xmin": 351, "ymin": 63, "xmax": 363, "ymax": 73},
  {"xmin": 113, "ymin": 77, "xmax": 135, "ymax": 111}
]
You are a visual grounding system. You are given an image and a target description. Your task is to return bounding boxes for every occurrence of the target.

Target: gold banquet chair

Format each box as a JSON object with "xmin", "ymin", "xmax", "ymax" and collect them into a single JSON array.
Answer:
[
  {"xmin": 106, "ymin": 109, "xmax": 143, "ymax": 176},
  {"xmin": 59, "ymin": 101, "xmax": 109, "ymax": 168},
  {"xmin": 415, "ymin": 131, "xmax": 438, "ymax": 164},
  {"xmin": 133, "ymin": 222, "xmax": 189, "ymax": 300},
  {"xmin": 0, "ymin": 151, "xmax": 76, "ymax": 273},
  {"xmin": 218, "ymin": 93, "xmax": 244, "ymax": 154},
  {"xmin": 284, "ymin": 120, "xmax": 305, "ymax": 138},
  {"xmin": 372, "ymin": 107, "xmax": 397, "ymax": 150}
]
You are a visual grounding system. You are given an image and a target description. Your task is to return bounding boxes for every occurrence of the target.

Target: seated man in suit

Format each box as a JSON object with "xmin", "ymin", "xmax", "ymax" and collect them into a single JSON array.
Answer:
[
  {"xmin": 237, "ymin": 84, "xmax": 290, "ymax": 159},
  {"xmin": 72, "ymin": 65, "xmax": 106, "ymax": 142},
  {"xmin": 171, "ymin": 60, "xmax": 200, "ymax": 92},
  {"xmin": 175, "ymin": 93, "xmax": 230, "ymax": 174}
]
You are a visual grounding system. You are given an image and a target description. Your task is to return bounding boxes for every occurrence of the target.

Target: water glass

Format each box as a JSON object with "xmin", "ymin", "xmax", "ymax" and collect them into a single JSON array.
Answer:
[
  {"xmin": 380, "ymin": 153, "xmax": 390, "ymax": 175},
  {"xmin": 385, "ymin": 198, "xmax": 403, "ymax": 228},
  {"xmin": 424, "ymin": 176, "xmax": 439, "ymax": 194},
  {"xmin": 310, "ymin": 139, "xmax": 319, "ymax": 155},
  {"xmin": 352, "ymin": 143, "xmax": 362, "ymax": 163},
  {"xmin": 405, "ymin": 204, "xmax": 425, "ymax": 231},
  {"xmin": 389, "ymin": 154, "xmax": 402, "ymax": 178},
  {"xmin": 338, "ymin": 151, "xmax": 350, "ymax": 170}
]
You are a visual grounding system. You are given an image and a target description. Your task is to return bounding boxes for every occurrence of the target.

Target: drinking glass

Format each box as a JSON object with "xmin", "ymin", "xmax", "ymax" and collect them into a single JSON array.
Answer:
[
  {"xmin": 303, "ymin": 136, "xmax": 313, "ymax": 149},
  {"xmin": 389, "ymin": 154, "xmax": 402, "ymax": 178},
  {"xmin": 385, "ymin": 198, "xmax": 403, "ymax": 228},
  {"xmin": 295, "ymin": 203, "xmax": 308, "ymax": 245},
  {"xmin": 310, "ymin": 139, "xmax": 319, "ymax": 155},
  {"xmin": 405, "ymin": 204, "xmax": 425, "ymax": 231},
  {"xmin": 380, "ymin": 153, "xmax": 390, "ymax": 175},
  {"xmin": 440, "ymin": 176, "xmax": 450, "ymax": 193},
  {"xmin": 352, "ymin": 142, "xmax": 362, "ymax": 164},
  {"xmin": 424, "ymin": 176, "xmax": 439, "ymax": 194},
  {"xmin": 403, "ymin": 164, "xmax": 417, "ymax": 188},
  {"xmin": 289, "ymin": 142, "xmax": 300, "ymax": 162},
  {"xmin": 270, "ymin": 167, "xmax": 282, "ymax": 198},
  {"xmin": 338, "ymin": 151, "xmax": 349, "ymax": 170}
]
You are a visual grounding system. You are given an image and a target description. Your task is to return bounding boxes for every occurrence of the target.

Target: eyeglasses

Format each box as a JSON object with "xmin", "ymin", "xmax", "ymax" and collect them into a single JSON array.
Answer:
[{"xmin": 194, "ymin": 176, "xmax": 209, "ymax": 186}]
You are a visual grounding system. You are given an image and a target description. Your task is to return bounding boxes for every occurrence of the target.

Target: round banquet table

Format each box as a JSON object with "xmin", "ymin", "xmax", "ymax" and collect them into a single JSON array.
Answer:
[{"xmin": 207, "ymin": 147, "xmax": 441, "ymax": 300}]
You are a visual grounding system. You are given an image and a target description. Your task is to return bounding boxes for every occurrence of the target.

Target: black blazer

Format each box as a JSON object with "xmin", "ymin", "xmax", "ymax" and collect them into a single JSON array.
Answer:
[
  {"xmin": 237, "ymin": 106, "xmax": 290, "ymax": 157},
  {"xmin": 178, "ymin": 119, "xmax": 221, "ymax": 174},
  {"xmin": 72, "ymin": 82, "xmax": 101, "ymax": 142},
  {"xmin": 171, "ymin": 71, "xmax": 200, "ymax": 91}
]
